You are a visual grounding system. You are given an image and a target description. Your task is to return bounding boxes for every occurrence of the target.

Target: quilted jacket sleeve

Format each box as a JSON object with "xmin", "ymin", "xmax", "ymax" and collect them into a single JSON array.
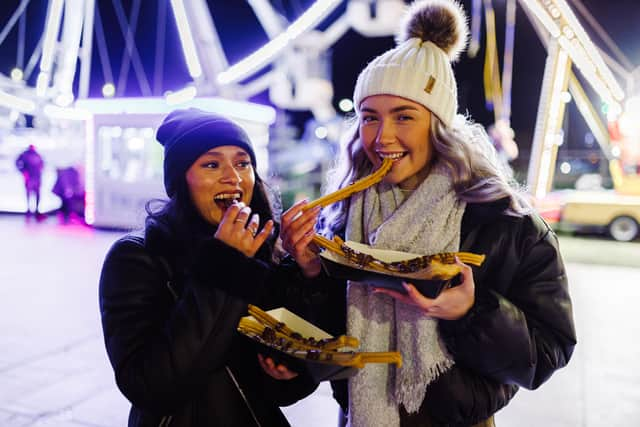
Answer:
[{"xmin": 438, "ymin": 214, "xmax": 577, "ymax": 390}]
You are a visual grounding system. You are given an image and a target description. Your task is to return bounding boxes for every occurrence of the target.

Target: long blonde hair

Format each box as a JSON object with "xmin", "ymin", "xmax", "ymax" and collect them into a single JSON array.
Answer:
[{"xmin": 319, "ymin": 113, "xmax": 531, "ymax": 236}]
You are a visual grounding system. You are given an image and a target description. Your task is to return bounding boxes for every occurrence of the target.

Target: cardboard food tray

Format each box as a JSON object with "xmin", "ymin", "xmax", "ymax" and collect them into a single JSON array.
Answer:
[
  {"xmin": 240, "ymin": 308, "xmax": 358, "ymax": 382},
  {"xmin": 319, "ymin": 241, "xmax": 462, "ymax": 299}
]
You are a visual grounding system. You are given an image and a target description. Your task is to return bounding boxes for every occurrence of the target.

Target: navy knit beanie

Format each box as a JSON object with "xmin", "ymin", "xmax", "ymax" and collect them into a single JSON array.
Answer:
[{"xmin": 156, "ymin": 108, "xmax": 257, "ymax": 197}]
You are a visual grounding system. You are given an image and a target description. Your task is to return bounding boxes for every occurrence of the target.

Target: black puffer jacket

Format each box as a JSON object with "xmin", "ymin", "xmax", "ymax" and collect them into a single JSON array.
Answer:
[
  {"xmin": 311, "ymin": 200, "xmax": 577, "ymax": 427},
  {"xmin": 99, "ymin": 221, "xmax": 317, "ymax": 426}
]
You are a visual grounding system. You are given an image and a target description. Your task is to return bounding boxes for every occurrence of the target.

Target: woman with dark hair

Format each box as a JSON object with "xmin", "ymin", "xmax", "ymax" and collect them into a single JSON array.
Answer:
[
  {"xmin": 280, "ymin": 1, "xmax": 576, "ymax": 426},
  {"xmin": 99, "ymin": 108, "xmax": 317, "ymax": 426}
]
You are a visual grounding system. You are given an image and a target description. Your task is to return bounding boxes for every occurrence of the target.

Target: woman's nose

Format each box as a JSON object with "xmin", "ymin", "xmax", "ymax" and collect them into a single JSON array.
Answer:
[
  {"xmin": 220, "ymin": 163, "xmax": 242, "ymax": 184},
  {"xmin": 375, "ymin": 120, "xmax": 395, "ymax": 145}
]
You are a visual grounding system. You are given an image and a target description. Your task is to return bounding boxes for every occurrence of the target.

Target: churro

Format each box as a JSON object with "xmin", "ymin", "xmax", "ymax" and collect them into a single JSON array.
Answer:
[
  {"xmin": 238, "ymin": 305, "xmax": 401, "ymax": 369},
  {"xmin": 302, "ymin": 158, "xmax": 394, "ymax": 212}
]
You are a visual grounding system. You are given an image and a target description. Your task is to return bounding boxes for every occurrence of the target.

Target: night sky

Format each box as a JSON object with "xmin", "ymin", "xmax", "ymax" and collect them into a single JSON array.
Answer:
[{"xmin": 1, "ymin": 0, "xmax": 639, "ymax": 175}]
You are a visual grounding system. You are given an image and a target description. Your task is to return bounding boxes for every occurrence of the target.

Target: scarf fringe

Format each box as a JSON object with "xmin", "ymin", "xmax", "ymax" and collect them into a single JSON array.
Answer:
[{"xmin": 396, "ymin": 357, "xmax": 456, "ymax": 413}]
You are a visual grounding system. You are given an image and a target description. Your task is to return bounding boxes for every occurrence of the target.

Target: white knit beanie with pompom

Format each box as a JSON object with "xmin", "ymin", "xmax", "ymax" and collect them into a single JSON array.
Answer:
[{"xmin": 353, "ymin": 0, "xmax": 469, "ymax": 127}]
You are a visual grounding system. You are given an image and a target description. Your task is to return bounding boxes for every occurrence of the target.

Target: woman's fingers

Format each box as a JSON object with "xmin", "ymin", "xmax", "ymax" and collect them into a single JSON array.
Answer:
[
  {"xmin": 217, "ymin": 201, "xmax": 245, "ymax": 230},
  {"xmin": 251, "ymin": 219, "xmax": 274, "ymax": 251},
  {"xmin": 286, "ymin": 208, "xmax": 320, "ymax": 253},
  {"xmin": 372, "ymin": 287, "xmax": 411, "ymax": 304},
  {"xmin": 403, "ymin": 283, "xmax": 435, "ymax": 308},
  {"xmin": 231, "ymin": 205, "xmax": 252, "ymax": 232},
  {"xmin": 373, "ymin": 283, "xmax": 436, "ymax": 317},
  {"xmin": 455, "ymin": 256, "xmax": 475, "ymax": 292},
  {"xmin": 257, "ymin": 354, "xmax": 298, "ymax": 380},
  {"xmin": 281, "ymin": 200, "xmax": 320, "ymax": 254},
  {"xmin": 281, "ymin": 199, "xmax": 308, "ymax": 226}
]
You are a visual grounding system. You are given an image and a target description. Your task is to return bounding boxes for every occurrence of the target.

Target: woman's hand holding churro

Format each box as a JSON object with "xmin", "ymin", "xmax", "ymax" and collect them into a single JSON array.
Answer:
[{"xmin": 281, "ymin": 200, "xmax": 323, "ymax": 278}]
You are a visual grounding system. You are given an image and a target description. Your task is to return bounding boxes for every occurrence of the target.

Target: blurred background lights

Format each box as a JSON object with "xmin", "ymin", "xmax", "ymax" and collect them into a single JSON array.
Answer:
[
  {"xmin": 142, "ymin": 127, "xmax": 154, "ymax": 139},
  {"xmin": 338, "ymin": 98, "xmax": 353, "ymax": 112},
  {"xmin": 584, "ymin": 132, "xmax": 595, "ymax": 146},
  {"xmin": 314, "ymin": 126, "xmax": 328, "ymax": 139},
  {"xmin": 611, "ymin": 146, "xmax": 621, "ymax": 157},
  {"xmin": 126, "ymin": 137, "xmax": 145, "ymax": 151},
  {"xmin": 618, "ymin": 96, "xmax": 640, "ymax": 137},
  {"xmin": 560, "ymin": 91, "xmax": 572, "ymax": 103},
  {"xmin": 606, "ymin": 102, "xmax": 623, "ymax": 121},
  {"xmin": 560, "ymin": 161, "xmax": 571, "ymax": 174},
  {"xmin": 165, "ymin": 86, "xmax": 197, "ymax": 105},
  {"xmin": 55, "ymin": 93, "xmax": 74, "ymax": 107},
  {"xmin": 102, "ymin": 83, "xmax": 115, "ymax": 98},
  {"xmin": 10, "ymin": 68, "xmax": 23, "ymax": 82}
]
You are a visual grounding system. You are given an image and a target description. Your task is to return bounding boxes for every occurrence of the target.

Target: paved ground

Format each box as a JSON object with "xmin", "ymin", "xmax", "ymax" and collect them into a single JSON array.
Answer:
[{"xmin": 0, "ymin": 213, "xmax": 639, "ymax": 426}]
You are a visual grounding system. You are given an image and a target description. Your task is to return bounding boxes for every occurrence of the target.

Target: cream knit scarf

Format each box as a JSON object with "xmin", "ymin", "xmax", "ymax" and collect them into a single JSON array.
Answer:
[{"xmin": 345, "ymin": 164, "xmax": 466, "ymax": 427}]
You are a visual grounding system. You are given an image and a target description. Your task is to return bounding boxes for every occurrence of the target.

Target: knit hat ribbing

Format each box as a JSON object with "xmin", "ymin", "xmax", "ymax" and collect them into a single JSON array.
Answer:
[
  {"xmin": 156, "ymin": 108, "xmax": 256, "ymax": 197},
  {"xmin": 353, "ymin": 0, "xmax": 468, "ymax": 127}
]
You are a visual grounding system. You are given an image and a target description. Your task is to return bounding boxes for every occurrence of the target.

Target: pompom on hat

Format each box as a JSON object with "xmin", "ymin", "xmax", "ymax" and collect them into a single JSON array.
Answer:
[
  {"xmin": 156, "ymin": 108, "xmax": 256, "ymax": 197},
  {"xmin": 353, "ymin": 0, "xmax": 469, "ymax": 127}
]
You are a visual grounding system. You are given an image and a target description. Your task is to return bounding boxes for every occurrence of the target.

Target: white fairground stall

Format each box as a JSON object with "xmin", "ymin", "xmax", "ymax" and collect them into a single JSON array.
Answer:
[{"xmin": 77, "ymin": 97, "xmax": 275, "ymax": 230}]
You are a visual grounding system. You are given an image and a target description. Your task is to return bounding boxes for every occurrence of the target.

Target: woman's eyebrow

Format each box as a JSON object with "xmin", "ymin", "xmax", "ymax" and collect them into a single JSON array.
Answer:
[
  {"xmin": 360, "ymin": 105, "xmax": 420, "ymax": 114},
  {"xmin": 201, "ymin": 150, "xmax": 250, "ymax": 158}
]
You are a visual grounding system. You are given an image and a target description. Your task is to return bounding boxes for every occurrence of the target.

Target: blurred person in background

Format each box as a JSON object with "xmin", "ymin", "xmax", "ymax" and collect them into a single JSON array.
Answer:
[
  {"xmin": 52, "ymin": 166, "xmax": 85, "ymax": 223},
  {"xmin": 15, "ymin": 144, "xmax": 44, "ymax": 219}
]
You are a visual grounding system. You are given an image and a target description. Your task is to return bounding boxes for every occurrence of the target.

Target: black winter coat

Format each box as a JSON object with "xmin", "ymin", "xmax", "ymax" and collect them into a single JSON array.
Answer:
[
  {"xmin": 310, "ymin": 200, "xmax": 577, "ymax": 427},
  {"xmin": 99, "ymin": 220, "xmax": 317, "ymax": 427}
]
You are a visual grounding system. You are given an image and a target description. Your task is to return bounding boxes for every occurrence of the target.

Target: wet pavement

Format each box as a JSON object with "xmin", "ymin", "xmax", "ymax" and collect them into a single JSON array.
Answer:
[{"xmin": 0, "ymin": 213, "xmax": 638, "ymax": 426}]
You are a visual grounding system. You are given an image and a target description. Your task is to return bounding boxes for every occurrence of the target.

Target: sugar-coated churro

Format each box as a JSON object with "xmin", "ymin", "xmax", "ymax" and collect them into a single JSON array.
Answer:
[{"xmin": 302, "ymin": 158, "xmax": 393, "ymax": 212}]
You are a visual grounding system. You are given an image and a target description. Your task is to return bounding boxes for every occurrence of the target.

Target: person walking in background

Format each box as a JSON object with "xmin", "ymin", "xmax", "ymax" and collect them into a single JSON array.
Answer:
[
  {"xmin": 15, "ymin": 144, "xmax": 44, "ymax": 218},
  {"xmin": 99, "ymin": 109, "xmax": 318, "ymax": 426},
  {"xmin": 280, "ymin": 1, "xmax": 576, "ymax": 426},
  {"xmin": 52, "ymin": 166, "xmax": 85, "ymax": 223}
]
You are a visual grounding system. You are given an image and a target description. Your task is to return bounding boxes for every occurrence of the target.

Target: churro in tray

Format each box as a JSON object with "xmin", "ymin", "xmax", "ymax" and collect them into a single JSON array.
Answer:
[{"xmin": 237, "ymin": 305, "xmax": 402, "ymax": 381}]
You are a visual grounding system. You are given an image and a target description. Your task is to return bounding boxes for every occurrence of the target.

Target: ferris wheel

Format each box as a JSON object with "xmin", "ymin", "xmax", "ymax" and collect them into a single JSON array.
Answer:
[
  {"xmin": 0, "ymin": 0, "xmax": 410, "ymax": 128},
  {"xmin": 1, "ymin": 0, "xmax": 637, "ymax": 224},
  {"xmin": 0, "ymin": 0, "xmax": 410, "ymax": 223}
]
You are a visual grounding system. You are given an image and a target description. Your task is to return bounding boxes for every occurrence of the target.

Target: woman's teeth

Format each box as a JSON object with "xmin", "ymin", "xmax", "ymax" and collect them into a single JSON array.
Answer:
[
  {"xmin": 214, "ymin": 193, "xmax": 242, "ymax": 209},
  {"xmin": 378, "ymin": 152, "xmax": 406, "ymax": 161}
]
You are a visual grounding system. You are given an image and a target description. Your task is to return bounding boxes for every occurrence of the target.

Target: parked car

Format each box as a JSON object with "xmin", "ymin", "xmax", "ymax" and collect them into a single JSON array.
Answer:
[{"xmin": 536, "ymin": 189, "xmax": 640, "ymax": 242}]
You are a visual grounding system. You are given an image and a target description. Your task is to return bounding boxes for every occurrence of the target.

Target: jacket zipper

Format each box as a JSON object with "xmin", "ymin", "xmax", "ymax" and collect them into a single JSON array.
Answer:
[
  {"xmin": 226, "ymin": 366, "xmax": 262, "ymax": 427},
  {"xmin": 158, "ymin": 415, "xmax": 172, "ymax": 427}
]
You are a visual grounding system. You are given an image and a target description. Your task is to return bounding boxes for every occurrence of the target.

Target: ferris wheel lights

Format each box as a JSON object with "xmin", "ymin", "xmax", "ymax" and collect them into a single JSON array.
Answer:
[
  {"xmin": 10, "ymin": 68, "xmax": 23, "ymax": 82},
  {"xmin": 524, "ymin": 0, "xmax": 626, "ymax": 104},
  {"xmin": 40, "ymin": 0, "xmax": 64, "ymax": 74},
  {"xmin": 102, "ymin": 83, "xmax": 116, "ymax": 98},
  {"xmin": 338, "ymin": 98, "xmax": 354, "ymax": 112},
  {"xmin": 560, "ymin": 91, "xmax": 572, "ymax": 103},
  {"xmin": 36, "ymin": 72, "xmax": 49, "ymax": 97},
  {"xmin": 55, "ymin": 93, "xmax": 74, "ymax": 107},
  {"xmin": 165, "ymin": 86, "xmax": 198, "ymax": 105},
  {"xmin": 0, "ymin": 89, "xmax": 36, "ymax": 113},
  {"xmin": 43, "ymin": 104, "xmax": 90, "ymax": 121},
  {"xmin": 169, "ymin": 0, "xmax": 203, "ymax": 79},
  {"xmin": 9, "ymin": 110, "xmax": 20, "ymax": 123},
  {"xmin": 561, "ymin": 26, "xmax": 574, "ymax": 39},
  {"xmin": 314, "ymin": 126, "xmax": 328, "ymax": 139},
  {"xmin": 217, "ymin": 0, "xmax": 341, "ymax": 86},
  {"xmin": 346, "ymin": 0, "xmax": 406, "ymax": 37},
  {"xmin": 520, "ymin": 0, "xmax": 560, "ymax": 37}
]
